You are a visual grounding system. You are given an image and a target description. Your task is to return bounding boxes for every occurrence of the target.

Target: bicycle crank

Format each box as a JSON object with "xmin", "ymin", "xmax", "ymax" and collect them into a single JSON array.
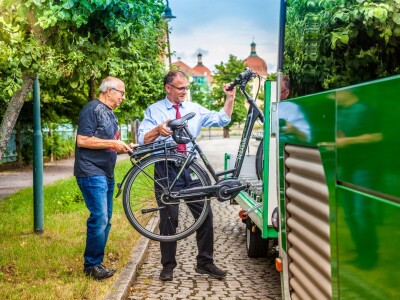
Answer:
[{"xmin": 215, "ymin": 179, "xmax": 246, "ymax": 202}]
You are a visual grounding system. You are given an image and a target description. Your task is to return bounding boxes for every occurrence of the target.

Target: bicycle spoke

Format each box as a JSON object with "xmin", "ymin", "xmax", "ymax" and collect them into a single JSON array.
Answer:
[{"xmin": 123, "ymin": 154, "xmax": 211, "ymax": 242}]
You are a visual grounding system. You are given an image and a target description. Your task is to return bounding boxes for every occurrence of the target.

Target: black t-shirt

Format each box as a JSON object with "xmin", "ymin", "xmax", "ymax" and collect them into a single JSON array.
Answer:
[{"xmin": 74, "ymin": 99, "xmax": 119, "ymax": 178}]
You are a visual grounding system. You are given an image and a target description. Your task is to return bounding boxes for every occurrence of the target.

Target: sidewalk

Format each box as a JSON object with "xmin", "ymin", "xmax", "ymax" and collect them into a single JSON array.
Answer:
[
  {"xmin": 0, "ymin": 154, "xmax": 129, "ymax": 200},
  {"xmin": 0, "ymin": 137, "xmax": 258, "ymax": 200}
]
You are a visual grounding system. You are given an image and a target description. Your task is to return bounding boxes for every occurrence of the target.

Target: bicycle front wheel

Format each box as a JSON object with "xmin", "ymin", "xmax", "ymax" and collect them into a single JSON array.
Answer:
[{"xmin": 123, "ymin": 154, "xmax": 211, "ymax": 242}]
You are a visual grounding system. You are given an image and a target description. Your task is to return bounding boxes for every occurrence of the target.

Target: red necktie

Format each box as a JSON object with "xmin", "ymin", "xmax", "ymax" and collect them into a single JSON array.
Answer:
[{"xmin": 172, "ymin": 104, "xmax": 187, "ymax": 154}]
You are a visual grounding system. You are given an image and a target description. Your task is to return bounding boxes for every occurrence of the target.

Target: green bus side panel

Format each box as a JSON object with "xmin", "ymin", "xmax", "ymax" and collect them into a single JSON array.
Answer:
[
  {"xmin": 279, "ymin": 75, "xmax": 400, "ymax": 299},
  {"xmin": 337, "ymin": 186, "xmax": 400, "ymax": 299},
  {"xmin": 336, "ymin": 77, "xmax": 400, "ymax": 199},
  {"xmin": 278, "ymin": 90, "xmax": 337, "ymax": 252}
]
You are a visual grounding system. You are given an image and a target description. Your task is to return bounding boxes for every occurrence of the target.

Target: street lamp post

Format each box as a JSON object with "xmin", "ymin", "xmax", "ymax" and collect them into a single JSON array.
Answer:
[{"xmin": 161, "ymin": 0, "xmax": 176, "ymax": 67}]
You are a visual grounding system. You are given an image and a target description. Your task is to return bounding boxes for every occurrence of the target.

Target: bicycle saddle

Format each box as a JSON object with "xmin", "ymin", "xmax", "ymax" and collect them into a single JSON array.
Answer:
[{"xmin": 168, "ymin": 112, "xmax": 196, "ymax": 129}]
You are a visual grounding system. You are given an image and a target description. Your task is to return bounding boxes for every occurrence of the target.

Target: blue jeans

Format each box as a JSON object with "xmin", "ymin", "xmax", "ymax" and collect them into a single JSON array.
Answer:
[{"xmin": 76, "ymin": 175, "xmax": 115, "ymax": 268}]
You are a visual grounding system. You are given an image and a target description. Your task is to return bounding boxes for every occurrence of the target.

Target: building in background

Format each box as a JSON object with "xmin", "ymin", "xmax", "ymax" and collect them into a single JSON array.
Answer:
[
  {"xmin": 192, "ymin": 53, "xmax": 212, "ymax": 86},
  {"xmin": 244, "ymin": 40, "xmax": 268, "ymax": 99},
  {"xmin": 172, "ymin": 53, "xmax": 212, "ymax": 88},
  {"xmin": 172, "ymin": 40, "xmax": 268, "ymax": 101},
  {"xmin": 172, "ymin": 53, "xmax": 213, "ymax": 102}
]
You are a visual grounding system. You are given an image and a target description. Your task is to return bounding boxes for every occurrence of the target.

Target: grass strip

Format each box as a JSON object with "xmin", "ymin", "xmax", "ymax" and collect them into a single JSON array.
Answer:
[{"xmin": 0, "ymin": 158, "xmax": 142, "ymax": 300}]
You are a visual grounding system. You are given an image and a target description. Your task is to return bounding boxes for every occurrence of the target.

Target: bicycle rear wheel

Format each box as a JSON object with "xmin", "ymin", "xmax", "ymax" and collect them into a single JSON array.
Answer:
[{"xmin": 123, "ymin": 154, "xmax": 211, "ymax": 242}]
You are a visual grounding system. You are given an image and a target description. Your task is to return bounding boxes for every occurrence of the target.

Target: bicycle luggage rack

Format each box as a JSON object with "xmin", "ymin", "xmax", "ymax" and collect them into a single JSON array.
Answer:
[
  {"xmin": 131, "ymin": 140, "xmax": 178, "ymax": 159},
  {"xmin": 238, "ymin": 177, "xmax": 263, "ymax": 203}
]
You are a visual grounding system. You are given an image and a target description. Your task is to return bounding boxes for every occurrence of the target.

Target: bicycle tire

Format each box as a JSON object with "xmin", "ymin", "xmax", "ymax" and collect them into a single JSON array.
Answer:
[
  {"xmin": 255, "ymin": 139, "xmax": 263, "ymax": 180},
  {"xmin": 123, "ymin": 154, "xmax": 211, "ymax": 242}
]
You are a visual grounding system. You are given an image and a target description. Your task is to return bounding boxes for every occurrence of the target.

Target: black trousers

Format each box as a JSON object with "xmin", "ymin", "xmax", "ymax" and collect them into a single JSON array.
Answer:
[{"xmin": 155, "ymin": 161, "xmax": 214, "ymax": 269}]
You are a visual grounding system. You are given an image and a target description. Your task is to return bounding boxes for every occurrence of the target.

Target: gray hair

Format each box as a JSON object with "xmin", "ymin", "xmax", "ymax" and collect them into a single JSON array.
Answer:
[{"xmin": 99, "ymin": 77, "xmax": 123, "ymax": 93}]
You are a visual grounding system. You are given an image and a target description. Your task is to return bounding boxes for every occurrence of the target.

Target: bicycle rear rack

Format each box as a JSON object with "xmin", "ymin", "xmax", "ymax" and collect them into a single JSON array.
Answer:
[{"xmin": 130, "ymin": 140, "xmax": 178, "ymax": 159}]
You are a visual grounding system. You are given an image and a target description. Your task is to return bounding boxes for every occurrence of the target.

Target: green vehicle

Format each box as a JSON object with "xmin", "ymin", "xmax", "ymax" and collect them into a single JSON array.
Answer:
[
  {"xmin": 225, "ymin": 79, "xmax": 279, "ymax": 258},
  {"xmin": 274, "ymin": 1, "xmax": 400, "ymax": 299},
  {"xmin": 276, "ymin": 75, "xmax": 400, "ymax": 300},
  {"xmin": 227, "ymin": 73, "xmax": 400, "ymax": 299},
  {"xmin": 227, "ymin": 1, "xmax": 400, "ymax": 298}
]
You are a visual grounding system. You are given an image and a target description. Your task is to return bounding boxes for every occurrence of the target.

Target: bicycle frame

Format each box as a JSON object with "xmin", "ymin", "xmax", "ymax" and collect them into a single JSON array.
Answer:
[
  {"xmin": 118, "ymin": 73, "xmax": 265, "ymax": 199},
  {"xmin": 174, "ymin": 83, "xmax": 265, "ymax": 185},
  {"xmin": 120, "ymin": 69, "xmax": 265, "ymax": 242},
  {"xmin": 232, "ymin": 86, "xmax": 264, "ymax": 178}
]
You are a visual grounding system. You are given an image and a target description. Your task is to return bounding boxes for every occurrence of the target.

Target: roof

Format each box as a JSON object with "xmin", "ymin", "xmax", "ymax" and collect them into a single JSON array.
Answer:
[
  {"xmin": 192, "ymin": 64, "xmax": 212, "ymax": 83},
  {"xmin": 244, "ymin": 56, "xmax": 268, "ymax": 75},
  {"xmin": 171, "ymin": 60, "xmax": 196, "ymax": 76},
  {"xmin": 244, "ymin": 41, "xmax": 268, "ymax": 75}
]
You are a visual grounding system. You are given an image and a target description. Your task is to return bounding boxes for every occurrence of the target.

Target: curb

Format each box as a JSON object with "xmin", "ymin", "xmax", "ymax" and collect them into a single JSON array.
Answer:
[{"xmin": 105, "ymin": 219, "xmax": 159, "ymax": 300}]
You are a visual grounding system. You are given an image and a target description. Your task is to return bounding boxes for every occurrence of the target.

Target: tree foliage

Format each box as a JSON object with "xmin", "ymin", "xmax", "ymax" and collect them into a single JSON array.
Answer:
[
  {"xmin": 190, "ymin": 82, "xmax": 212, "ymax": 109},
  {"xmin": 0, "ymin": 0, "xmax": 168, "ymax": 159},
  {"xmin": 211, "ymin": 55, "xmax": 248, "ymax": 131},
  {"xmin": 284, "ymin": 0, "xmax": 400, "ymax": 97}
]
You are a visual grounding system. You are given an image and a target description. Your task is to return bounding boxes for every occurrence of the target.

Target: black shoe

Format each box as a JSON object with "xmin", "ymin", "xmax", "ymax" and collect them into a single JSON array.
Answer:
[
  {"xmin": 195, "ymin": 263, "xmax": 227, "ymax": 279},
  {"xmin": 101, "ymin": 264, "xmax": 117, "ymax": 274},
  {"xmin": 84, "ymin": 265, "xmax": 116, "ymax": 280},
  {"xmin": 159, "ymin": 268, "xmax": 173, "ymax": 281}
]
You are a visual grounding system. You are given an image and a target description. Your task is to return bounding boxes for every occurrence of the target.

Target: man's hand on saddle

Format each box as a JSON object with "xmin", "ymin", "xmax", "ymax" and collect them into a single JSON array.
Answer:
[{"xmin": 158, "ymin": 119, "xmax": 173, "ymax": 137}]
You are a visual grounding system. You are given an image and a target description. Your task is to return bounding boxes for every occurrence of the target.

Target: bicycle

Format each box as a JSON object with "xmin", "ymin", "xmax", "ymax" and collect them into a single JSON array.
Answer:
[{"xmin": 117, "ymin": 68, "xmax": 265, "ymax": 242}]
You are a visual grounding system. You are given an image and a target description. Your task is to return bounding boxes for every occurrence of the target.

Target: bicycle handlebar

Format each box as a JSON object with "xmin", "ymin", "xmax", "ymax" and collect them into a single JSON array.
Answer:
[{"xmin": 226, "ymin": 68, "xmax": 257, "ymax": 91}]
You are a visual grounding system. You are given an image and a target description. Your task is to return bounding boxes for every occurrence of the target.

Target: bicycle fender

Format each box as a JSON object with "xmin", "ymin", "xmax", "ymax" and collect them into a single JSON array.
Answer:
[{"xmin": 116, "ymin": 165, "xmax": 135, "ymax": 198}]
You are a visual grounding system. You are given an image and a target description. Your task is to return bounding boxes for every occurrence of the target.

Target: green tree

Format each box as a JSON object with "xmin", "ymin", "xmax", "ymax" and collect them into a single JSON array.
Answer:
[
  {"xmin": 211, "ymin": 55, "xmax": 248, "ymax": 138},
  {"xmin": 284, "ymin": 0, "xmax": 400, "ymax": 97},
  {"xmin": 0, "ymin": 0, "xmax": 167, "ymax": 159},
  {"xmin": 190, "ymin": 82, "xmax": 212, "ymax": 108}
]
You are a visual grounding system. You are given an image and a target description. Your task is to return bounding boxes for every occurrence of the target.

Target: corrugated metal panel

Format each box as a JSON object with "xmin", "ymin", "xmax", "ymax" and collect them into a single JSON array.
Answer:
[{"xmin": 285, "ymin": 145, "xmax": 331, "ymax": 300}]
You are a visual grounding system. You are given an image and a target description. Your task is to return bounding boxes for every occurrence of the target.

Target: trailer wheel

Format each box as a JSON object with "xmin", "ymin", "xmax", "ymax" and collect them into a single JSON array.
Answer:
[{"xmin": 245, "ymin": 219, "xmax": 269, "ymax": 258}]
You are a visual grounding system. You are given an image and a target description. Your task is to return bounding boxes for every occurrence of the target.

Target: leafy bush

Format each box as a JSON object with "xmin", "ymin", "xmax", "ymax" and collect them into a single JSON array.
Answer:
[
  {"xmin": 43, "ymin": 132, "xmax": 75, "ymax": 160},
  {"xmin": 285, "ymin": 0, "xmax": 400, "ymax": 97}
]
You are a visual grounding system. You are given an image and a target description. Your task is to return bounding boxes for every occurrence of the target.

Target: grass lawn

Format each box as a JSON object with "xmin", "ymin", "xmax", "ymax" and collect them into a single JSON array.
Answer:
[{"xmin": 0, "ymin": 158, "xmax": 141, "ymax": 300}]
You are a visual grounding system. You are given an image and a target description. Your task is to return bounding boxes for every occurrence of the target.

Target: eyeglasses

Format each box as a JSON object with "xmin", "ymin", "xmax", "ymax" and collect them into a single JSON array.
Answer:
[
  {"xmin": 169, "ymin": 84, "xmax": 190, "ymax": 91},
  {"xmin": 111, "ymin": 88, "xmax": 125, "ymax": 97}
]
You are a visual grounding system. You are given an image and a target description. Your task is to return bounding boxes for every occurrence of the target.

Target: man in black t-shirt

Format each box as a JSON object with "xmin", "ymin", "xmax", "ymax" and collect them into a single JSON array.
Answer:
[{"xmin": 74, "ymin": 77, "xmax": 131, "ymax": 280}]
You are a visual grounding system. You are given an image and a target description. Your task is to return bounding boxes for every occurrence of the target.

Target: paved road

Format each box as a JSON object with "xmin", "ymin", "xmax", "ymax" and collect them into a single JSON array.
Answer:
[
  {"xmin": 128, "ymin": 202, "xmax": 281, "ymax": 300},
  {"xmin": 127, "ymin": 137, "xmax": 282, "ymax": 300}
]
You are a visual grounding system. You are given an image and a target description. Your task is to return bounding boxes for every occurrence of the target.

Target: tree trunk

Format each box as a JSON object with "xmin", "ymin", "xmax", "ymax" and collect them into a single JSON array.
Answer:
[
  {"xmin": 223, "ymin": 127, "xmax": 230, "ymax": 138},
  {"xmin": 0, "ymin": 74, "xmax": 35, "ymax": 160},
  {"xmin": 88, "ymin": 76, "xmax": 97, "ymax": 100},
  {"xmin": 16, "ymin": 122, "xmax": 23, "ymax": 166},
  {"xmin": 49, "ymin": 126, "xmax": 54, "ymax": 163}
]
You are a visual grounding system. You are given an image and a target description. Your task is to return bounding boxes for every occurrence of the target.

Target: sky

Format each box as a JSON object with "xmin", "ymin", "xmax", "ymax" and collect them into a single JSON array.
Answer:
[{"xmin": 167, "ymin": 0, "xmax": 282, "ymax": 73}]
